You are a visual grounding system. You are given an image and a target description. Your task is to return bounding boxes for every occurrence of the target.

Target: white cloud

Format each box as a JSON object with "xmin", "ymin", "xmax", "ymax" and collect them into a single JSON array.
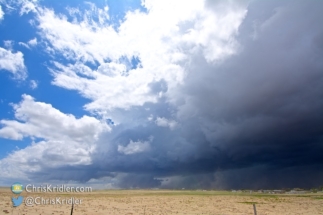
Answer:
[
  {"xmin": 0, "ymin": 94, "xmax": 110, "ymax": 141},
  {"xmin": 19, "ymin": 0, "xmax": 38, "ymax": 15},
  {"xmin": 28, "ymin": 37, "xmax": 37, "ymax": 46},
  {"xmin": 18, "ymin": 42, "xmax": 30, "ymax": 49},
  {"xmin": 30, "ymin": 80, "xmax": 38, "ymax": 89},
  {"xmin": 0, "ymin": 46, "xmax": 27, "ymax": 79},
  {"xmin": 0, "ymin": 0, "xmax": 38, "ymax": 16},
  {"xmin": 118, "ymin": 139, "xmax": 151, "ymax": 155},
  {"xmin": 0, "ymin": 5, "xmax": 4, "ymax": 21},
  {"xmin": 19, "ymin": 38, "xmax": 38, "ymax": 49},
  {"xmin": 155, "ymin": 117, "xmax": 178, "ymax": 130},
  {"xmin": 51, "ymin": 61, "xmax": 157, "ymax": 112},
  {"xmin": 0, "ymin": 95, "xmax": 110, "ymax": 180},
  {"xmin": 34, "ymin": 0, "xmax": 247, "ymax": 112},
  {"xmin": 0, "ymin": 139, "xmax": 93, "ymax": 180}
]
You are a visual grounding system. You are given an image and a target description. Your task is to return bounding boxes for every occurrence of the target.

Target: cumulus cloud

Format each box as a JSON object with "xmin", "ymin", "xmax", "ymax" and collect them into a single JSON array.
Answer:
[
  {"xmin": 51, "ymin": 61, "xmax": 158, "ymax": 111},
  {"xmin": 0, "ymin": 94, "xmax": 110, "ymax": 141},
  {"xmin": 34, "ymin": 0, "xmax": 246, "ymax": 112},
  {"xmin": 0, "ymin": 46, "xmax": 27, "ymax": 79},
  {"xmin": 0, "ymin": 95, "xmax": 110, "ymax": 181}
]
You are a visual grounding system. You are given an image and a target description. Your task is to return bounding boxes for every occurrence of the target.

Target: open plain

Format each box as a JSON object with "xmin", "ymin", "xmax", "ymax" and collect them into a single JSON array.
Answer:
[{"xmin": 1, "ymin": 188, "xmax": 323, "ymax": 215}]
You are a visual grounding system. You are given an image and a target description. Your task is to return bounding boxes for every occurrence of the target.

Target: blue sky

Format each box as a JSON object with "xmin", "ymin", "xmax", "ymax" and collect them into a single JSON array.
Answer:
[{"xmin": 0, "ymin": 0, "xmax": 322, "ymax": 189}]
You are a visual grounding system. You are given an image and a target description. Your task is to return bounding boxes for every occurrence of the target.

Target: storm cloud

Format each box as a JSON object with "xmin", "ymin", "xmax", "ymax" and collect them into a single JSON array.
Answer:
[{"xmin": 90, "ymin": 0, "xmax": 323, "ymax": 189}]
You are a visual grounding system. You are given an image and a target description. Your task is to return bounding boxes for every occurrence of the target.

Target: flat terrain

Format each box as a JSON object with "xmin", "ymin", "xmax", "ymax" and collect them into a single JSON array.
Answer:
[{"xmin": 1, "ymin": 188, "xmax": 323, "ymax": 214}]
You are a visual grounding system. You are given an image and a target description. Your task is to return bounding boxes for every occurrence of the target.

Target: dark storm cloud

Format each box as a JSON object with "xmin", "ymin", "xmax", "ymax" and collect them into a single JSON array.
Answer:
[
  {"xmin": 24, "ymin": 0, "xmax": 323, "ymax": 189},
  {"xmin": 145, "ymin": 0, "xmax": 321, "ymax": 188},
  {"xmin": 168, "ymin": 0, "xmax": 323, "ymax": 188}
]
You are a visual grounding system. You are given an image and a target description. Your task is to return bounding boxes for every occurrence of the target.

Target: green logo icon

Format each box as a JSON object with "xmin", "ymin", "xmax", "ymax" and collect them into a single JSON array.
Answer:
[{"xmin": 11, "ymin": 183, "xmax": 23, "ymax": 194}]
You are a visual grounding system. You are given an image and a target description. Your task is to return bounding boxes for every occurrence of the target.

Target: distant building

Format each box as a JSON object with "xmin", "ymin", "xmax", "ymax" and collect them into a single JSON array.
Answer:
[
  {"xmin": 273, "ymin": 190, "xmax": 285, "ymax": 194},
  {"xmin": 286, "ymin": 190, "xmax": 308, "ymax": 194}
]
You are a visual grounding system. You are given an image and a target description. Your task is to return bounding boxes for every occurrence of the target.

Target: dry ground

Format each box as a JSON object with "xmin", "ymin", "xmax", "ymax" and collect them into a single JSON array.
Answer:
[{"xmin": 1, "ymin": 188, "xmax": 323, "ymax": 215}]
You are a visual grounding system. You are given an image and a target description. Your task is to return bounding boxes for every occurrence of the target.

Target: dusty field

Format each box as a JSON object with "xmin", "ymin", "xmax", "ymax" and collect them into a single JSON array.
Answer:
[{"xmin": 1, "ymin": 188, "xmax": 323, "ymax": 215}]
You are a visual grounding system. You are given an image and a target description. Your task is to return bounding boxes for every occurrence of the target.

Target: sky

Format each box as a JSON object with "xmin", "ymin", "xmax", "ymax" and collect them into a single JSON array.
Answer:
[{"xmin": 0, "ymin": 0, "xmax": 322, "ymax": 190}]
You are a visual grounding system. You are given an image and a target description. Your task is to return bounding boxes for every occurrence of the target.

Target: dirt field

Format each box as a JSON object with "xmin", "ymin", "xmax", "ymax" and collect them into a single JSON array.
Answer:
[{"xmin": 1, "ymin": 188, "xmax": 323, "ymax": 215}]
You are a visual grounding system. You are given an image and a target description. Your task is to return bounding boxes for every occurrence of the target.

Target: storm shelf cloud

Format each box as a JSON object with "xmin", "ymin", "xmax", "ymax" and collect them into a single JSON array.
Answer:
[{"xmin": 0, "ymin": 0, "xmax": 322, "ymax": 190}]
